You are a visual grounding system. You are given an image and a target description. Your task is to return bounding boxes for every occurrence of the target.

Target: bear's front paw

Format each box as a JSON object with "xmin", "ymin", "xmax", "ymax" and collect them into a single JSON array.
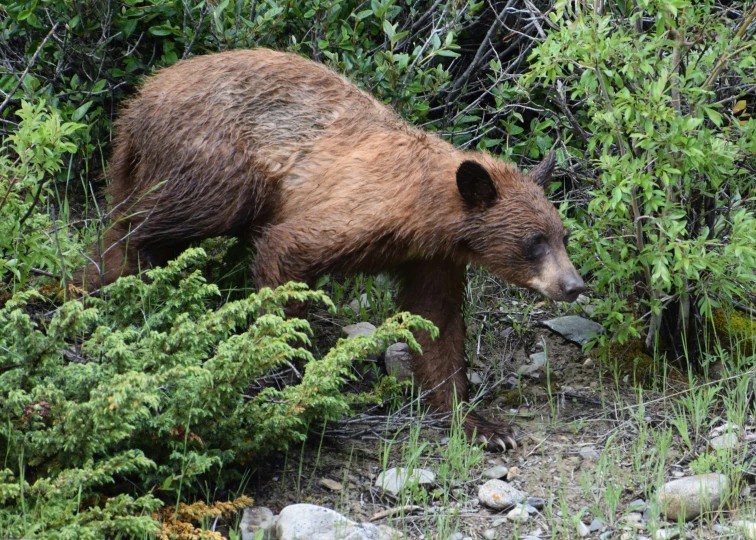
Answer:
[{"xmin": 463, "ymin": 414, "xmax": 517, "ymax": 452}]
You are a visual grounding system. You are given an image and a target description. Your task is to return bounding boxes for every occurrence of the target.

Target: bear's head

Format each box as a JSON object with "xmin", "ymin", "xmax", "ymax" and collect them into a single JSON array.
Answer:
[{"xmin": 455, "ymin": 150, "xmax": 585, "ymax": 302}]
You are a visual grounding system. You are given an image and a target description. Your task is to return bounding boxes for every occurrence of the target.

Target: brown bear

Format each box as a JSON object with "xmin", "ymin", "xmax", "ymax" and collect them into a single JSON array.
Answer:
[{"xmin": 80, "ymin": 48, "xmax": 585, "ymax": 451}]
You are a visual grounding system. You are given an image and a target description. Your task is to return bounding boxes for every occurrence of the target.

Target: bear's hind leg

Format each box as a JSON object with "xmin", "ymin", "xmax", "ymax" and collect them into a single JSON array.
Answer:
[{"xmin": 396, "ymin": 259, "xmax": 517, "ymax": 452}]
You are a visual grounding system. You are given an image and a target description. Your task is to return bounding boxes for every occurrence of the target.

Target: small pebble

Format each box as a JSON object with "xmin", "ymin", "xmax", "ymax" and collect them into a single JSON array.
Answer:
[
  {"xmin": 600, "ymin": 532, "xmax": 614, "ymax": 540},
  {"xmin": 579, "ymin": 446, "xmax": 600, "ymax": 460},
  {"xmin": 524, "ymin": 504, "xmax": 538, "ymax": 514},
  {"xmin": 506, "ymin": 466, "xmax": 520, "ymax": 481},
  {"xmin": 582, "ymin": 358, "xmax": 594, "ymax": 368},
  {"xmin": 450, "ymin": 533, "xmax": 464, "ymax": 540},
  {"xmin": 628, "ymin": 499, "xmax": 646, "ymax": 511},
  {"xmin": 589, "ymin": 518, "xmax": 604, "ymax": 532},
  {"xmin": 482, "ymin": 529, "xmax": 497, "ymax": 540},
  {"xmin": 507, "ymin": 505, "xmax": 530, "ymax": 523},
  {"xmin": 491, "ymin": 518, "xmax": 507, "ymax": 527},
  {"xmin": 526, "ymin": 497, "xmax": 546, "ymax": 509},
  {"xmin": 654, "ymin": 528, "xmax": 679, "ymax": 540},
  {"xmin": 577, "ymin": 520, "xmax": 590, "ymax": 537},
  {"xmin": 482, "ymin": 465, "xmax": 509, "ymax": 480}
]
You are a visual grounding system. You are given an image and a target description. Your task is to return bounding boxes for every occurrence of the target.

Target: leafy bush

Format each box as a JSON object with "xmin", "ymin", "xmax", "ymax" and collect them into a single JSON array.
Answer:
[
  {"xmin": 526, "ymin": 0, "xmax": 756, "ymax": 360},
  {"xmin": 0, "ymin": 100, "xmax": 83, "ymax": 290},
  {"xmin": 0, "ymin": 248, "xmax": 435, "ymax": 537}
]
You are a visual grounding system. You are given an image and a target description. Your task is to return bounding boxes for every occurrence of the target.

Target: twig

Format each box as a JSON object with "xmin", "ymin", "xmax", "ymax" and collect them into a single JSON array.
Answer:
[
  {"xmin": 369, "ymin": 505, "xmax": 423, "ymax": 522},
  {"xmin": 702, "ymin": 3, "xmax": 756, "ymax": 92},
  {"xmin": 0, "ymin": 22, "xmax": 59, "ymax": 117}
]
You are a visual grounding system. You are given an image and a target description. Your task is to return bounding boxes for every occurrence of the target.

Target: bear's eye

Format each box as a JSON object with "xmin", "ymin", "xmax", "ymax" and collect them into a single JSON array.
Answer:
[{"xmin": 525, "ymin": 233, "xmax": 549, "ymax": 260}]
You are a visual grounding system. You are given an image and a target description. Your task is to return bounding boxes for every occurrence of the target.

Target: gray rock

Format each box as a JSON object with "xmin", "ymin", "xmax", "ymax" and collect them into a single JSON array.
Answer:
[
  {"xmin": 589, "ymin": 518, "xmax": 604, "ymax": 532},
  {"xmin": 384, "ymin": 342, "xmax": 413, "ymax": 382},
  {"xmin": 541, "ymin": 316, "xmax": 605, "ymax": 346},
  {"xmin": 319, "ymin": 478, "xmax": 343, "ymax": 491},
  {"xmin": 518, "ymin": 352, "xmax": 547, "ymax": 377},
  {"xmin": 491, "ymin": 518, "xmax": 507, "ymax": 527},
  {"xmin": 507, "ymin": 505, "xmax": 530, "ymax": 523},
  {"xmin": 342, "ymin": 322, "xmax": 377, "ymax": 339},
  {"xmin": 579, "ymin": 446, "xmax": 601, "ymax": 460},
  {"xmin": 524, "ymin": 504, "xmax": 538, "ymax": 514},
  {"xmin": 709, "ymin": 432, "xmax": 739, "ymax": 451},
  {"xmin": 478, "ymin": 479, "xmax": 527, "ymax": 510},
  {"xmin": 657, "ymin": 474, "xmax": 728, "ymax": 521},
  {"xmin": 376, "ymin": 467, "xmax": 435, "ymax": 497},
  {"xmin": 628, "ymin": 499, "xmax": 646, "ymax": 511},
  {"xmin": 276, "ymin": 504, "xmax": 398, "ymax": 540},
  {"xmin": 482, "ymin": 529, "xmax": 497, "ymax": 540},
  {"xmin": 481, "ymin": 465, "xmax": 509, "ymax": 480},
  {"xmin": 468, "ymin": 370, "xmax": 484, "ymax": 385},
  {"xmin": 577, "ymin": 520, "xmax": 590, "ymax": 537},
  {"xmin": 599, "ymin": 532, "xmax": 614, "ymax": 540},
  {"xmin": 240, "ymin": 506, "xmax": 276, "ymax": 540},
  {"xmin": 347, "ymin": 294, "xmax": 369, "ymax": 313},
  {"xmin": 449, "ymin": 533, "xmax": 465, "ymax": 540},
  {"xmin": 526, "ymin": 497, "xmax": 546, "ymax": 509}
]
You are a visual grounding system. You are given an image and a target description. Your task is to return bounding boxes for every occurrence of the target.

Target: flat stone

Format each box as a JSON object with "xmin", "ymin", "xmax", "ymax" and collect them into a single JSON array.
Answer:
[
  {"xmin": 482, "ymin": 529, "xmax": 497, "ymax": 540},
  {"xmin": 589, "ymin": 518, "xmax": 604, "ymax": 532},
  {"xmin": 376, "ymin": 467, "xmax": 435, "ymax": 497},
  {"xmin": 276, "ymin": 504, "xmax": 398, "ymax": 540},
  {"xmin": 478, "ymin": 479, "xmax": 527, "ymax": 510},
  {"xmin": 481, "ymin": 465, "xmax": 509, "ymax": 480},
  {"xmin": 657, "ymin": 474, "xmax": 728, "ymax": 521},
  {"xmin": 319, "ymin": 478, "xmax": 343, "ymax": 491},
  {"xmin": 628, "ymin": 499, "xmax": 646, "ymax": 511},
  {"xmin": 347, "ymin": 293, "xmax": 369, "ymax": 313},
  {"xmin": 526, "ymin": 497, "xmax": 545, "ymax": 509},
  {"xmin": 384, "ymin": 342, "xmax": 413, "ymax": 382},
  {"xmin": 577, "ymin": 520, "xmax": 590, "ymax": 537},
  {"xmin": 240, "ymin": 507, "xmax": 276, "ymax": 540},
  {"xmin": 709, "ymin": 432, "xmax": 739, "ymax": 451},
  {"xmin": 468, "ymin": 370, "xmax": 484, "ymax": 385},
  {"xmin": 541, "ymin": 316, "xmax": 605, "ymax": 346},
  {"xmin": 491, "ymin": 518, "xmax": 507, "ymax": 527}
]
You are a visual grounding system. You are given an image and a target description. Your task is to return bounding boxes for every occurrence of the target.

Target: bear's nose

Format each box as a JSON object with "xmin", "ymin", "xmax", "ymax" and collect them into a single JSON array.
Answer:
[{"xmin": 561, "ymin": 275, "xmax": 586, "ymax": 302}]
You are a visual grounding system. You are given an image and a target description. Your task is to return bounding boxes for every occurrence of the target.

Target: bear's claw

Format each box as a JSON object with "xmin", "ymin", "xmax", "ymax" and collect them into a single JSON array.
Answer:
[{"xmin": 465, "ymin": 414, "xmax": 517, "ymax": 452}]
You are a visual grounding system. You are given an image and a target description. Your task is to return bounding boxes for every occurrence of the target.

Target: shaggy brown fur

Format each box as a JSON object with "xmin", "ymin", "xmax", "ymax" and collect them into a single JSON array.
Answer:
[{"xmin": 81, "ymin": 49, "xmax": 585, "ymax": 450}]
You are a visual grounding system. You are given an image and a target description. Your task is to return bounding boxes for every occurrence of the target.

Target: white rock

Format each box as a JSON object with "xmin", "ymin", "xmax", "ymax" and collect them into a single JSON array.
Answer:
[
  {"xmin": 478, "ymin": 479, "xmax": 527, "ymax": 510},
  {"xmin": 347, "ymin": 294, "xmax": 369, "ymax": 313},
  {"xmin": 506, "ymin": 466, "xmax": 520, "ymax": 481},
  {"xmin": 710, "ymin": 422, "xmax": 740, "ymax": 437},
  {"xmin": 732, "ymin": 520, "xmax": 756, "ymax": 538},
  {"xmin": 276, "ymin": 504, "xmax": 398, "ymax": 540},
  {"xmin": 506, "ymin": 505, "xmax": 530, "ymax": 523},
  {"xmin": 657, "ymin": 474, "xmax": 728, "ymax": 521},
  {"xmin": 577, "ymin": 520, "xmax": 590, "ymax": 537},
  {"xmin": 468, "ymin": 370, "xmax": 484, "ymax": 385},
  {"xmin": 709, "ymin": 432, "xmax": 739, "ymax": 451},
  {"xmin": 376, "ymin": 467, "xmax": 435, "ymax": 497},
  {"xmin": 482, "ymin": 529, "xmax": 497, "ymax": 540},
  {"xmin": 481, "ymin": 465, "xmax": 509, "ymax": 480},
  {"xmin": 654, "ymin": 528, "xmax": 679, "ymax": 540},
  {"xmin": 240, "ymin": 507, "xmax": 276, "ymax": 540},
  {"xmin": 384, "ymin": 342, "xmax": 413, "ymax": 382}
]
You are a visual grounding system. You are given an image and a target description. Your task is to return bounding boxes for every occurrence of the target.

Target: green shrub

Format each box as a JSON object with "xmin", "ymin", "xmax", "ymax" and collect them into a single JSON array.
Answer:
[
  {"xmin": 526, "ymin": 0, "xmax": 756, "ymax": 359},
  {"xmin": 0, "ymin": 248, "xmax": 435, "ymax": 537}
]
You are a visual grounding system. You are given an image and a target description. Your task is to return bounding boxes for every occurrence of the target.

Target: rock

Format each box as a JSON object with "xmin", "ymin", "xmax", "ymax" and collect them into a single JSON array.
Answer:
[
  {"xmin": 376, "ymin": 467, "xmax": 435, "ymax": 496},
  {"xmin": 628, "ymin": 499, "xmax": 646, "ymax": 512},
  {"xmin": 347, "ymin": 293, "xmax": 369, "ymax": 313},
  {"xmin": 491, "ymin": 518, "xmax": 507, "ymax": 527},
  {"xmin": 524, "ymin": 505, "xmax": 538, "ymax": 514},
  {"xmin": 625, "ymin": 512, "xmax": 644, "ymax": 529},
  {"xmin": 384, "ymin": 342, "xmax": 413, "ymax": 382},
  {"xmin": 526, "ymin": 497, "xmax": 546, "ymax": 509},
  {"xmin": 478, "ymin": 479, "xmax": 527, "ymax": 510},
  {"xmin": 500, "ymin": 327, "xmax": 514, "ymax": 339},
  {"xmin": 240, "ymin": 507, "xmax": 276, "ymax": 540},
  {"xmin": 518, "ymin": 352, "xmax": 547, "ymax": 377},
  {"xmin": 468, "ymin": 370, "xmax": 484, "ymax": 385},
  {"xmin": 654, "ymin": 528, "xmax": 679, "ymax": 540},
  {"xmin": 657, "ymin": 474, "xmax": 728, "ymax": 521},
  {"xmin": 319, "ymin": 478, "xmax": 343, "ymax": 491},
  {"xmin": 506, "ymin": 466, "xmax": 520, "ymax": 481},
  {"xmin": 576, "ymin": 294, "xmax": 590, "ymax": 305},
  {"xmin": 589, "ymin": 518, "xmax": 604, "ymax": 532},
  {"xmin": 599, "ymin": 532, "xmax": 613, "ymax": 540},
  {"xmin": 342, "ymin": 322, "xmax": 377, "ymax": 339},
  {"xmin": 582, "ymin": 358, "xmax": 594, "ymax": 368},
  {"xmin": 507, "ymin": 505, "xmax": 530, "ymax": 523},
  {"xmin": 709, "ymin": 432, "xmax": 738, "ymax": 451},
  {"xmin": 276, "ymin": 504, "xmax": 398, "ymax": 540},
  {"xmin": 450, "ymin": 533, "xmax": 465, "ymax": 540},
  {"xmin": 482, "ymin": 529, "xmax": 497, "ymax": 540},
  {"xmin": 710, "ymin": 422, "xmax": 740, "ymax": 437},
  {"xmin": 578, "ymin": 446, "xmax": 600, "ymax": 460},
  {"xmin": 732, "ymin": 520, "xmax": 756, "ymax": 539},
  {"xmin": 541, "ymin": 316, "xmax": 605, "ymax": 346},
  {"xmin": 481, "ymin": 465, "xmax": 509, "ymax": 480},
  {"xmin": 577, "ymin": 520, "xmax": 590, "ymax": 537}
]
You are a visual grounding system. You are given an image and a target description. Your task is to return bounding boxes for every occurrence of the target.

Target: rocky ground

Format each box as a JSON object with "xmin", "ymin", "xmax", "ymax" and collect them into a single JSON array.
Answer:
[{"xmin": 235, "ymin": 291, "xmax": 756, "ymax": 540}]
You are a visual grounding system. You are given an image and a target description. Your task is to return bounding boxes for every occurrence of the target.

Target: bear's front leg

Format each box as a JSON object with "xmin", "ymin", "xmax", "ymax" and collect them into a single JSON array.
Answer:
[{"xmin": 396, "ymin": 260, "xmax": 516, "ymax": 452}]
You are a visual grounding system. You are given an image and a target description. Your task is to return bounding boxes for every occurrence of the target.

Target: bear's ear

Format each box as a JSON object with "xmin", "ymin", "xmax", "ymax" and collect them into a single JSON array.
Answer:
[
  {"xmin": 527, "ymin": 148, "xmax": 556, "ymax": 187},
  {"xmin": 456, "ymin": 160, "xmax": 498, "ymax": 208}
]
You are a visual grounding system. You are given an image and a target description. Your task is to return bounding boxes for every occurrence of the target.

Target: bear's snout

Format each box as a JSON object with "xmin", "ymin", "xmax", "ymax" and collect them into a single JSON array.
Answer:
[{"xmin": 558, "ymin": 272, "xmax": 586, "ymax": 303}]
